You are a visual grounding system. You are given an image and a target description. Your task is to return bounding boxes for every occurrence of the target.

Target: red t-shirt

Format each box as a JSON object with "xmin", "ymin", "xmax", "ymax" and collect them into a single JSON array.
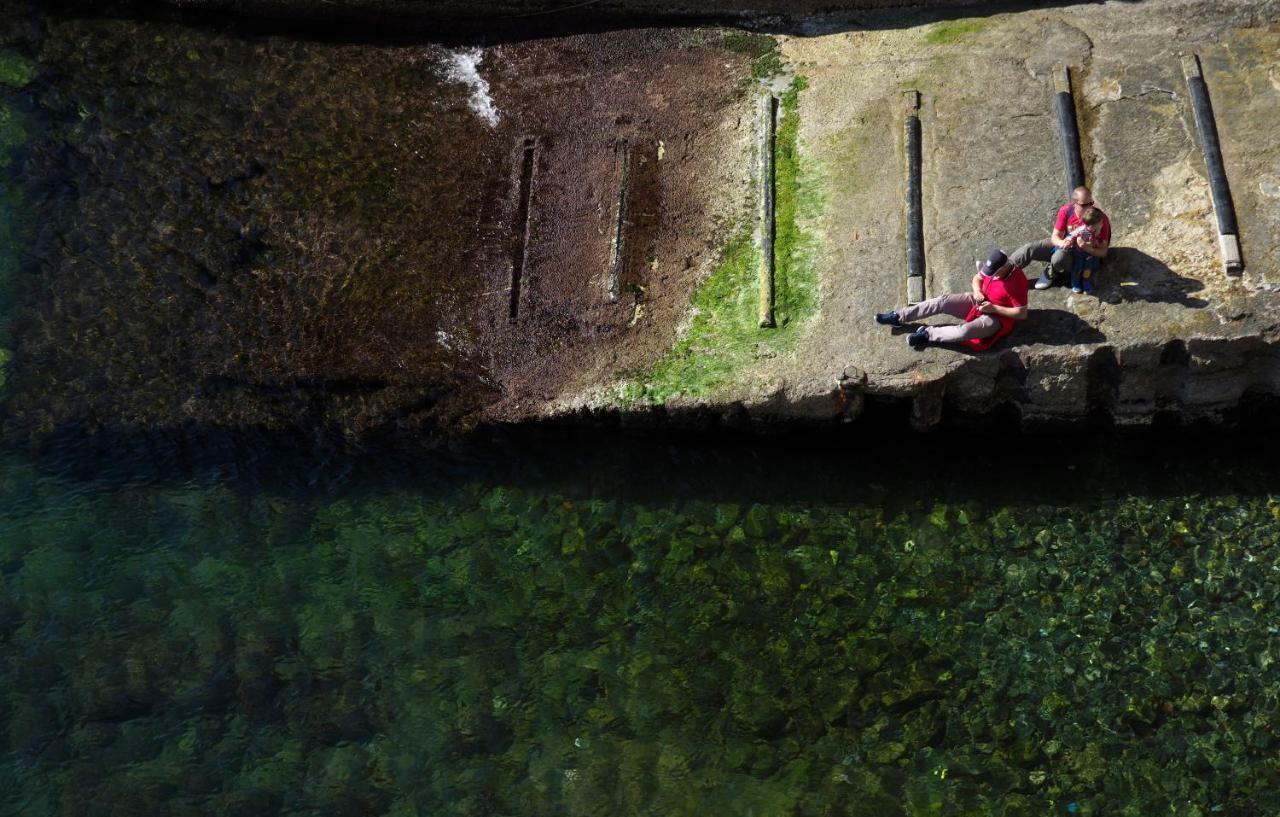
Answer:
[
  {"xmin": 962, "ymin": 266, "xmax": 1029, "ymax": 351},
  {"xmin": 1054, "ymin": 203, "xmax": 1111, "ymax": 244}
]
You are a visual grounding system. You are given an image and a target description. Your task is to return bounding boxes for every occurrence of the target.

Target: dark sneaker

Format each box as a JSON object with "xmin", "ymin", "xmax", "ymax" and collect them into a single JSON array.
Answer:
[
  {"xmin": 875, "ymin": 311, "xmax": 901, "ymax": 326},
  {"xmin": 907, "ymin": 326, "xmax": 929, "ymax": 349},
  {"xmin": 1034, "ymin": 271, "xmax": 1054, "ymax": 290}
]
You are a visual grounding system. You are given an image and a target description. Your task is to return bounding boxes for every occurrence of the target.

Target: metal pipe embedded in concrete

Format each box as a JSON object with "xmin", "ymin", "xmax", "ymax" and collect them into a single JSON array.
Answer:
[
  {"xmin": 1052, "ymin": 66, "xmax": 1085, "ymax": 195},
  {"xmin": 904, "ymin": 91, "xmax": 924, "ymax": 305},
  {"xmin": 608, "ymin": 140, "xmax": 632, "ymax": 302},
  {"xmin": 1182, "ymin": 54, "xmax": 1242, "ymax": 274},
  {"xmin": 758, "ymin": 93, "xmax": 777, "ymax": 329},
  {"xmin": 510, "ymin": 137, "xmax": 537, "ymax": 321}
]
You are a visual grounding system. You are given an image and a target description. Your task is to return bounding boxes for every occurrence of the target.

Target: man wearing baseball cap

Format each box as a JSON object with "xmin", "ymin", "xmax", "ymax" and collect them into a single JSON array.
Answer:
[{"xmin": 874, "ymin": 249, "xmax": 1029, "ymax": 350}]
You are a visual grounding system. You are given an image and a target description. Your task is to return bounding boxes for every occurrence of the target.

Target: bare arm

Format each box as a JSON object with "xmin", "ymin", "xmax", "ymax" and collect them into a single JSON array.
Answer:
[
  {"xmin": 1081, "ymin": 237, "xmax": 1109, "ymax": 258},
  {"xmin": 1051, "ymin": 227, "xmax": 1069, "ymax": 249},
  {"xmin": 980, "ymin": 302, "xmax": 1029, "ymax": 321},
  {"xmin": 971, "ymin": 272, "xmax": 985, "ymax": 300}
]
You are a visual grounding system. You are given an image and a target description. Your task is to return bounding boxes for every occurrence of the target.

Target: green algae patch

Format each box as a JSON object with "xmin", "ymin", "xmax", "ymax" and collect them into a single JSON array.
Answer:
[
  {"xmin": 772, "ymin": 79, "xmax": 819, "ymax": 328},
  {"xmin": 619, "ymin": 227, "xmax": 760, "ymax": 404},
  {"xmin": 618, "ymin": 78, "xmax": 821, "ymax": 405},
  {"xmin": 718, "ymin": 32, "xmax": 783, "ymax": 81},
  {"xmin": 922, "ymin": 18, "xmax": 988, "ymax": 45},
  {"xmin": 0, "ymin": 51, "xmax": 35, "ymax": 88}
]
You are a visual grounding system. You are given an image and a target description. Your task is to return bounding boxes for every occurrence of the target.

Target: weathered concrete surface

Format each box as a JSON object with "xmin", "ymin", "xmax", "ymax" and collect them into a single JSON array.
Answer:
[
  {"xmin": 548, "ymin": 0, "xmax": 1280, "ymax": 430},
  {"xmin": 1204, "ymin": 25, "xmax": 1280, "ymax": 289},
  {"xmin": 8, "ymin": 0, "xmax": 1280, "ymax": 443}
]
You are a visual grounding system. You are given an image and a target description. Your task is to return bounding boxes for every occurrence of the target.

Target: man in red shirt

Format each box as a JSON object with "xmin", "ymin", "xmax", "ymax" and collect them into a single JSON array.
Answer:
[
  {"xmin": 1010, "ymin": 185, "xmax": 1112, "ymax": 290},
  {"xmin": 875, "ymin": 249, "xmax": 1029, "ymax": 350}
]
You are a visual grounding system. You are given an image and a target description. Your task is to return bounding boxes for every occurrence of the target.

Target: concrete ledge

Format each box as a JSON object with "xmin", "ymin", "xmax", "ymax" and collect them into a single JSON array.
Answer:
[{"xmin": 534, "ymin": 331, "xmax": 1280, "ymax": 432}]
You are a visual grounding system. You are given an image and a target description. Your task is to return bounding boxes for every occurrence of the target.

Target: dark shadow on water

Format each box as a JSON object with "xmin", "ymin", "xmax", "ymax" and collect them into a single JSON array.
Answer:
[
  {"xmin": 43, "ymin": 0, "xmax": 1139, "ymax": 45},
  {"xmin": 12, "ymin": 401, "xmax": 1280, "ymax": 510},
  {"xmin": 1102, "ymin": 246, "xmax": 1210, "ymax": 308}
]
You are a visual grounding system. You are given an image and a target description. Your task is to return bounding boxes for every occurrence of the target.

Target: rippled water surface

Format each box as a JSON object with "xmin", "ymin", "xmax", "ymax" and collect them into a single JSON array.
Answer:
[{"xmin": 3, "ymin": 431, "xmax": 1280, "ymax": 816}]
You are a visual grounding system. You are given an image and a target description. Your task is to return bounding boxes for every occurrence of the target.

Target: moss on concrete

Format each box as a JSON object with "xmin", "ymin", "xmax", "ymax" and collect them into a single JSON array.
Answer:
[
  {"xmin": 618, "ymin": 78, "xmax": 821, "ymax": 405},
  {"xmin": 822, "ymin": 123, "xmax": 875, "ymax": 195},
  {"xmin": 619, "ymin": 227, "xmax": 760, "ymax": 404},
  {"xmin": 772, "ymin": 78, "xmax": 819, "ymax": 325},
  {"xmin": 922, "ymin": 18, "xmax": 987, "ymax": 45},
  {"xmin": 717, "ymin": 31, "xmax": 768, "ymax": 54}
]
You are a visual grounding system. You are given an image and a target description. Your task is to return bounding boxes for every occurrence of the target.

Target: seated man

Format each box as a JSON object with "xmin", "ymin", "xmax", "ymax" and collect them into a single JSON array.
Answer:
[
  {"xmin": 1011, "ymin": 185, "xmax": 1112, "ymax": 290},
  {"xmin": 875, "ymin": 249, "xmax": 1029, "ymax": 350}
]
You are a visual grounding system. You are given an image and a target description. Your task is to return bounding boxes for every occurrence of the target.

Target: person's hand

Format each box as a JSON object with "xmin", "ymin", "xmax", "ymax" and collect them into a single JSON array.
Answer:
[
  {"xmin": 972, "ymin": 290, "xmax": 986, "ymax": 304},
  {"xmin": 978, "ymin": 301, "xmax": 999, "ymax": 315}
]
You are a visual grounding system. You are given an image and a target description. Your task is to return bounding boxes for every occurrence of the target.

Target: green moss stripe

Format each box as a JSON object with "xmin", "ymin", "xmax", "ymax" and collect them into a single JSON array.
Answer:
[
  {"xmin": 921, "ymin": 19, "xmax": 988, "ymax": 46},
  {"xmin": 618, "ymin": 78, "xmax": 821, "ymax": 406}
]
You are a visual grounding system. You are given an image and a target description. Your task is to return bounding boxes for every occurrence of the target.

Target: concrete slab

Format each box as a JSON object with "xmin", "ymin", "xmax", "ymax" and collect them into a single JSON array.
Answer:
[
  {"xmin": 11, "ymin": 0, "xmax": 1280, "ymax": 440},
  {"xmin": 549, "ymin": 0, "xmax": 1280, "ymax": 429},
  {"xmin": 918, "ymin": 52, "xmax": 1059, "ymax": 299},
  {"xmin": 1196, "ymin": 25, "xmax": 1280, "ymax": 289}
]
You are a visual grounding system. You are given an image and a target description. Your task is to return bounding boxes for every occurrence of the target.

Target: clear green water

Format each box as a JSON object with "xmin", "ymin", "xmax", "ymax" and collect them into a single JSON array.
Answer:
[
  {"xmin": 3, "ymin": 435, "xmax": 1280, "ymax": 816},
  {"xmin": 3, "ymin": 6, "xmax": 1280, "ymax": 817}
]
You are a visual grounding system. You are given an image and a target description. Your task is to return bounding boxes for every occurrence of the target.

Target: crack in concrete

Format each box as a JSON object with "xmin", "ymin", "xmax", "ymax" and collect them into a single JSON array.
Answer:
[{"xmin": 1089, "ymin": 87, "xmax": 1178, "ymax": 109}]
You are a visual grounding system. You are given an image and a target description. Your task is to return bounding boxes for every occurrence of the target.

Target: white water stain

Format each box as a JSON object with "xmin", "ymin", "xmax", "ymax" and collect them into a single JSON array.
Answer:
[{"xmin": 446, "ymin": 47, "xmax": 500, "ymax": 127}]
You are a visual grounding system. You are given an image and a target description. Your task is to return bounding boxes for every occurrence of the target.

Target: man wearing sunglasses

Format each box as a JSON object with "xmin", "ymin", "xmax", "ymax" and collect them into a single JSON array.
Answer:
[{"xmin": 1010, "ymin": 185, "xmax": 1112, "ymax": 290}]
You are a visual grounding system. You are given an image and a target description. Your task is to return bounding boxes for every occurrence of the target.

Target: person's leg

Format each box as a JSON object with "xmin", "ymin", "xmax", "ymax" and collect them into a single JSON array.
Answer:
[
  {"xmin": 1050, "ymin": 247, "xmax": 1074, "ymax": 279},
  {"xmin": 1017, "ymin": 239, "xmax": 1064, "ymax": 289},
  {"xmin": 1069, "ymin": 250, "xmax": 1083, "ymax": 292},
  {"xmin": 896, "ymin": 293, "xmax": 977, "ymax": 324},
  {"xmin": 1081, "ymin": 254, "xmax": 1100, "ymax": 293},
  {"xmin": 922, "ymin": 315, "xmax": 1001, "ymax": 343},
  {"xmin": 1009, "ymin": 239, "xmax": 1054, "ymax": 269}
]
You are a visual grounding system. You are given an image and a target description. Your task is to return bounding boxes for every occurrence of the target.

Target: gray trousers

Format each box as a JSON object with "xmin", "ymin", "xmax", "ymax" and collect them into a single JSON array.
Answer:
[
  {"xmin": 1010, "ymin": 238, "xmax": 1071, "ymax": 278},
  {"xmin": 899, "ymin": 293, "xmax": 1000, "ymax": 343}
]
